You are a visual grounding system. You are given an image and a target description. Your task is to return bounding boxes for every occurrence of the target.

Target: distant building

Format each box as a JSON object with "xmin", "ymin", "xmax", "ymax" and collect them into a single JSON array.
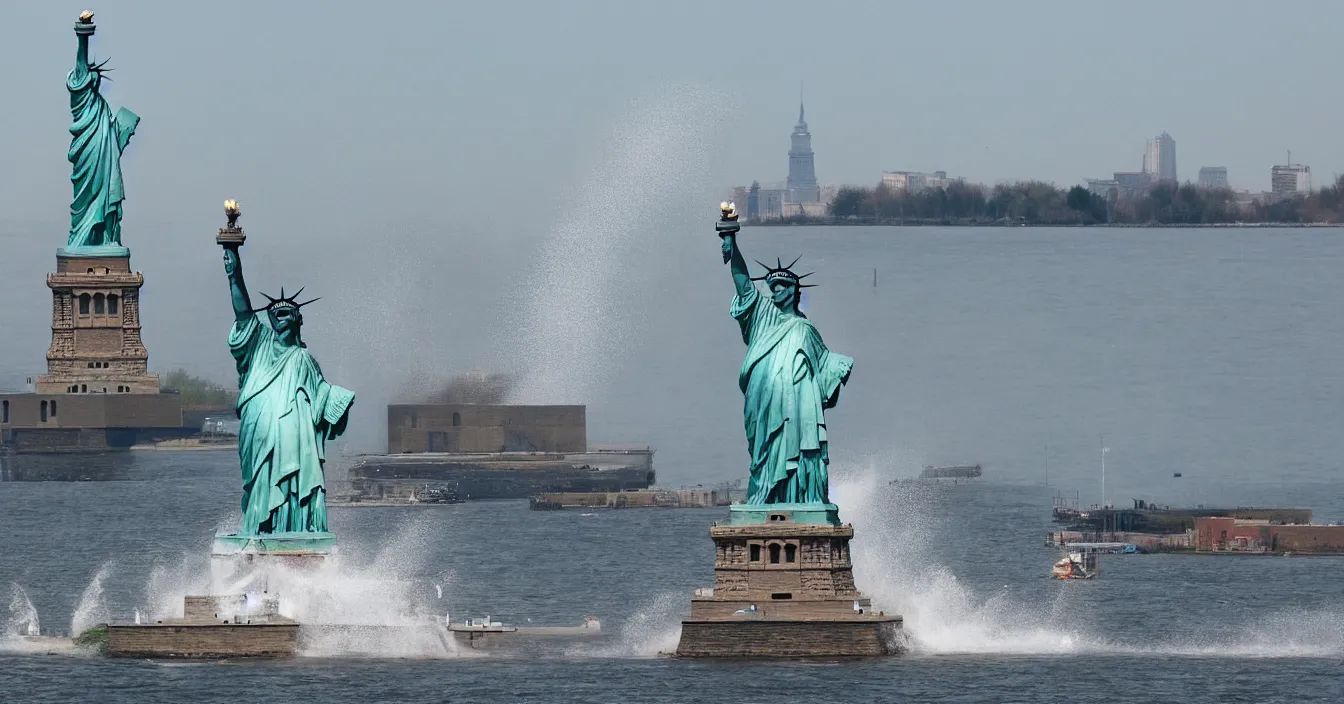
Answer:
[
  {"xmin": 1112, "ymin": 171, "xmax": 1153, "ymax": 198},
  {"xmin": 730, "ymin": 102, "xmax": 832, "ymax": 219},
  {"xmin": 1087, "ymin": 178, "xmax": 1121, "ymax": 201},
  {"xmin": 730, "ymin": 186, "xmax": 748, "ymax": 211},
  {"xmin": 926, "ymin": 171, "xmax": 955, "ymax": 189},
  {"xmin": 1197, "ymin": 167, "xmax": 1229, "ymax": 189},
  {"xmin": 881, "ymin": 170, "xmax": 960, "ymax": 194},
  {"xmin": 1233, "ymin": 190, "xmax": 1260, "ymax": 209},
  {"xmin": 387, "ymin": 404, "xmax": 585, "ymax": 454},
  {"xmin": 1270, "ymin": 163, "xmax": 1311, "ymax": 197},
  {"xmin": 1196, "ymin": 516, "xmax": 1344, "ymax": 554},
  {"xmin": 1143, "ymin": 131, "xmax": 1177, "ymax": 182},
  {"xmin": 880, "ymin": 171, "xmax": 925, "ymax": 192},
  {"xmin": 786, "ymin": 102, "xmax": 820, "ymax": 204},
  {"xmin": 757, "ymin": 187, "xmax": 787, "ymax": 219},
  {"xmin": 781, "ymin": 202, "xmax": 828, "ymax": 218}
]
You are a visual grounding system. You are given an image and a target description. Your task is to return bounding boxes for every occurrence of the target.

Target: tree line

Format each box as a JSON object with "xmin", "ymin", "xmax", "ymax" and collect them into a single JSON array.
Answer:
[
  {"xmin": 160, "ymin": 368, "xmax": 236, "ymax": 409},
  {"xmin": 802, "ymin": 176, "xmax": 1344, "ymax": 226}
]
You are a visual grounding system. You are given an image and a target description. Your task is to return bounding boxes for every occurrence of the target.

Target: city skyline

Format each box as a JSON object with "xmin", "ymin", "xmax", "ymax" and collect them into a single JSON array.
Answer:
[{"xmin": 0, "ymin": 2, "xmax": 1340, "ymax": 234}]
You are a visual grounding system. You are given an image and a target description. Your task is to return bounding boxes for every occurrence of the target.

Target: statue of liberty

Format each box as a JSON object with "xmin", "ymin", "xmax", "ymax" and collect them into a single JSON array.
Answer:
[
  {"xmin": 221, "ymin": 240, "xmax": 354, "ymax": 536},
  {"xmin": 719, "ymin": 204, "xmax": 852, "ymax": 506},
  {"xmin": 67, "ymin": 11, "xmax": 138, "ymax": 253}
]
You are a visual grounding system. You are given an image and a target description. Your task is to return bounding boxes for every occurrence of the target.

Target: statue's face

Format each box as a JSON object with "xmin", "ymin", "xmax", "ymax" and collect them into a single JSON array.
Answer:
[
  {"xmin": 269, "ymin": 307, "xmax": 301, "ymax": 336},
  {"xmin": 769, "ymin": 280, "xmax": 798, "ymax": 310}
]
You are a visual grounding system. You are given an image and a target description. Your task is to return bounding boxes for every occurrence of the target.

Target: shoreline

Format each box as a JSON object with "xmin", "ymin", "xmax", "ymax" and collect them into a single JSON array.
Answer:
[
  {"xmin": 747, "ymin": 220, "xmax": 1344, "ymax": 229},
  {"xmin": 129, "ymin": 443, "xmax": 237, "ymax": 452},
  {"xmin": 328, "ymin": 500, "xmax": 462, "ymax": 508}
]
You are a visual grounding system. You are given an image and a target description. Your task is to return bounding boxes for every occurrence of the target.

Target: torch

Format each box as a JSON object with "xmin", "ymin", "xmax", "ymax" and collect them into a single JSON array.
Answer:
[{"xmin": 217, "ymin": 200, "xmax": 246, "ymax": 247}]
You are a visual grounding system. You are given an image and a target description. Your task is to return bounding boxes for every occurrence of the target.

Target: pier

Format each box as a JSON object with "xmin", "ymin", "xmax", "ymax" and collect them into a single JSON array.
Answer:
[{"xmin": 528, "ymin": 482, "xmax": 743, "ymax": 510}]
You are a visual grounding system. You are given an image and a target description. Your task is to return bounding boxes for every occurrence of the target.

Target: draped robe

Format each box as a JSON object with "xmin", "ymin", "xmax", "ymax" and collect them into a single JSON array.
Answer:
[
  {"xmin": 230, "ymin": 315, "xmax": 354, "ymax": 534},
  {"xmin": 67, "ymin": 65, "xmax": 139, "ymax": 249},
  {"xmin": 732, "ymin": 285, "xmax": 852, "ymax": 505}
]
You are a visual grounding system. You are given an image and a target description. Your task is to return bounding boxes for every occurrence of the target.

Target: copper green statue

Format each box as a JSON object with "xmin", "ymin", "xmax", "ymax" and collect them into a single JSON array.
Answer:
[
  {"xmin": 66, "ymin": 11, "xmax": 138, "ymax": 255},
  {"xmin": 718, "ymin": 204, "xmax": 852, "ymax": 508},
  {"xmin": 218, "ymin": 210, "xmax": 354, "ymax": 540}
]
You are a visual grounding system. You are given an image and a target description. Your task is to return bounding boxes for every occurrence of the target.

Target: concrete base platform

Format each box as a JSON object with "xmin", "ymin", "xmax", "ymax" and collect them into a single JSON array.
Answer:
[
  {"xmin": 677, "ymin": 617, "xmax": 902, "ymax": 657},
  {"xmin": 106, "ymin": 593, "xmax": 299, "ymax": 659},
  {"xmin": 106, "ymin": 620, "xmax": 299, "ymax": 659}
]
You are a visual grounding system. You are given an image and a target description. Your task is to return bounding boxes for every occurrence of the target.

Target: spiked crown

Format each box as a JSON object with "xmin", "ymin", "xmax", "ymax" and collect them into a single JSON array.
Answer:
[
  {"xmin": 255, "ymin": 286, "xmax": 320, "ymax": 314},
  {"xmin": 751, "ymin": 256, "xmax": 816, "ymax": 288}
]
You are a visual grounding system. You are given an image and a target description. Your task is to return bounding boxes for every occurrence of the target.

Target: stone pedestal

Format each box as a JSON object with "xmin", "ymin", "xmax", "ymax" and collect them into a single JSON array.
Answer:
[
  {"xmin": 37, "ymin": 251, "xmax": 160, "ymax": 394},
  {"xmin": 676, "ymin": 504, "xmax": 902, "ymax": 658}
]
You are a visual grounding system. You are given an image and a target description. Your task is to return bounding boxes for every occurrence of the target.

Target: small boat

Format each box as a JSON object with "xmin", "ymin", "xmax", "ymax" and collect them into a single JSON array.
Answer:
[
  {"xmin": 1051, "ymin": 552, "xmax": 1099, "ymax": 580},
  {"xmin": 449, "ymin": 616, "xmax": 516, "ymax": 634},
  {"xmin": 412, "ymin": 486, "xmax": 464, "ymax": 504},
  {"xmin": 447, "ymin": 616, "xmax": 604, "ymax": 649},
  {"xmin": 1173, "ymin": 472, "xmax": 1182, "ymax": 478}
]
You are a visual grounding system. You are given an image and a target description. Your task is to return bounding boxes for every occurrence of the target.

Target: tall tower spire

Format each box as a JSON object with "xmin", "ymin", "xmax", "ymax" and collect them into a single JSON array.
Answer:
[{"xmin": 786, "ymin": 94, "xmax": 818, "ymax": 204}]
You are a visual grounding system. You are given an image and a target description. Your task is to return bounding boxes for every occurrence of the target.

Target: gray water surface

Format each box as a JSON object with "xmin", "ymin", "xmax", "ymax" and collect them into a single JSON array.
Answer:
[{"xmin": 4, "ymin": 227, "xmax": 1344, "ymax": 702}]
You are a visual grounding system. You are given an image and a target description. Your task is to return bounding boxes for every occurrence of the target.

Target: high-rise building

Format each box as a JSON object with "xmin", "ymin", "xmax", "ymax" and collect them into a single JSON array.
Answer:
[
  {"xmin": 786, "ymin": 102, "xmax": 819, "ymax": 203},
  {"xmin": 1143, "ymin": 131, "xmax": 1177, "ymax": 182},
  {"xmin": 1198, "ymin": 167, "xmax": 1229, "ymax": 189},
  {"xmin": 1271, "ymin": 163, "xmax": 1312, "ymax": 197}
]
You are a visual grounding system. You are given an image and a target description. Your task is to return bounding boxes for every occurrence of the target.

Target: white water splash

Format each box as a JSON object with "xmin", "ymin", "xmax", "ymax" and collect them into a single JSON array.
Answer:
[
  {"xmin": 833, "ymin": 467, "xmax": 1090, "ymax": 655},
  {"xmin": 5, "ymin": 583, "xmax": 40, "ymax": 637},
  {"xmin": 833, "ymin": 464, "xmax": 1344, "ymax": 658},
  {"xmin": 507, "ymin": 84, "xmax": 727, "ymax": 404},
  {"xmin": 70, "ymin": 563, "xmax": 112, "ymax": 637},
  {"xmin": 131, "ymin": 515, "xmax": 462, "ymax": 659},
  {"xmin": 582, "ymin": 590, "xmax": 684, "ymax": 658}
]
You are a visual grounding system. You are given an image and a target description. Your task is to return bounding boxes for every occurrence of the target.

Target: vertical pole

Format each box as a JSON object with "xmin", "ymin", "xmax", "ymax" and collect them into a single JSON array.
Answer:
[{"xmin": 1100, "ymin": 433, "xmax": 1106, "ymax": 509}]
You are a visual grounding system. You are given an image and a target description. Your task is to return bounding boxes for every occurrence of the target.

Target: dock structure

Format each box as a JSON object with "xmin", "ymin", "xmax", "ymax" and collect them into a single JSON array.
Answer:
[
  {"xmin": 1054, "ymin": 497, "xmax": 1311, "ymax": 535},
  {"xmin": 918, "ymin": 464, "xmax": 982, "ymax": 480},
  {"xmin": 106, "ymin": 595, "xmax": 297, "ymax": 659},
  {"xmin": 529, "ymin": 482, "xmax": 744, "ymax": 510},
  {"xmin": 342, "ymin": 446, "xmax": 655, "ymax": 501}
]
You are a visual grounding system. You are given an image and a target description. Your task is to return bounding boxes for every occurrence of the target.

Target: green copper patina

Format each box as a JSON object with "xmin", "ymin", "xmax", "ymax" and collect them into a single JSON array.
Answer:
[
  {"xmin": 220, "ymin": 238, "xmax": 354, "ymax": 540},
  {"xmin": 65, "ymin": 13, "xmax": 138, "ymax": 256},
  {"xmin": 719, "ymin": 205, "xmax": 852, "ymax": 517}
]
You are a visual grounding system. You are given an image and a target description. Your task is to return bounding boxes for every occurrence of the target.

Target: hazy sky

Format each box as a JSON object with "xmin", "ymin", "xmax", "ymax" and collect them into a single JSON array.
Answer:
[
  {"xmin": 1, "ymin": 1, "xmax": 1341, "ymax": 208},
  {"xmin": 1, "ymin": 2, "xmax": 1342, "ymax": 452}
]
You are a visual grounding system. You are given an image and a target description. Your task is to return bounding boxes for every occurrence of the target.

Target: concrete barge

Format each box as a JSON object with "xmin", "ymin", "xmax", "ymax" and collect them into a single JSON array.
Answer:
[
  {"xmin": 529, "ymin": 483, "xmax": 743, "ymax": 510},
  {"xmin": 1052, "ymin": 498, "xmax": 1312, "ymax": 535},
  {"xmin": 334, "ymin": 403, "xmax": 656, "ymax": 500},
  {"xmin": 343, "ymin": 446, "xmax": 654, "ymax": 501}
]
